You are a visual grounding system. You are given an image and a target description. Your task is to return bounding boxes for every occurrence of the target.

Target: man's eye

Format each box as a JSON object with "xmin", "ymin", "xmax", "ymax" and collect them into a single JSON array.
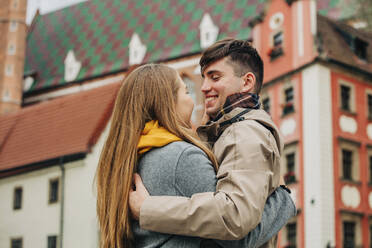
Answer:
[{"xmin": 211, "ymin": 76, "xmax": 220, "ymax": 81}]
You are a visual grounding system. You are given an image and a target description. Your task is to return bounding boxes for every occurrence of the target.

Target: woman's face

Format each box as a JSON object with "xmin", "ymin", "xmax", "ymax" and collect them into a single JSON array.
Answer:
[{"xmin": 176, "ymin": 77, "xmax": 194, "ymax": 124}]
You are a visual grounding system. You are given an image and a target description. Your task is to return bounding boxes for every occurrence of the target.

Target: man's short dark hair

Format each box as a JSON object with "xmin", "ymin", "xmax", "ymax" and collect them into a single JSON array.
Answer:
[{"xmin": 200, "ymin": 38, "xmax": 264, "ymax": 94}]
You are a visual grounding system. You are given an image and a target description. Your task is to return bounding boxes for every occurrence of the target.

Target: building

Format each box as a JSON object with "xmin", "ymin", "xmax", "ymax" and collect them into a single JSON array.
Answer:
[{"xmin": 0, "ymin": 0, "xmax": 371, "ymax": 247}]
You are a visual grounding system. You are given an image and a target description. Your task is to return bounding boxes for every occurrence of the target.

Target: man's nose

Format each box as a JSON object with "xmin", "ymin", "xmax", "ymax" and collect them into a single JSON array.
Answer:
[{"xmin": 201, "ymin": 79, "xmax": 211, "ymax": 93}]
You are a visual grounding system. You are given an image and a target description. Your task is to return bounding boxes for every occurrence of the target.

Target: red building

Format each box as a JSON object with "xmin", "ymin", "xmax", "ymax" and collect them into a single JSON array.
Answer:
[{"xmin": 252, "ymin": 0, "xmax": 372, "ymax": 247}]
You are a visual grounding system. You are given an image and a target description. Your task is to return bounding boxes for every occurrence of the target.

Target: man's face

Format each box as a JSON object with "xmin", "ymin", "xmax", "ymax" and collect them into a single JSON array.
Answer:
[{"xmin": 201, "ymin": 57, "xmax": 247, "ymax": 119}]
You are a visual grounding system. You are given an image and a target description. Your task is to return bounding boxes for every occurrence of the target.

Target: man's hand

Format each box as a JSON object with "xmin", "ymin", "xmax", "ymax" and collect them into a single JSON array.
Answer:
[{"xmin": 129, "ymin": 173, "xmax": 150, "ymax": 220}]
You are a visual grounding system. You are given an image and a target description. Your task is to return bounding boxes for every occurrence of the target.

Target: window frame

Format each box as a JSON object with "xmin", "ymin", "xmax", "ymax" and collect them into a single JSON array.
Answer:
[
  {"xmin": 339, "ymin": 80, "xmax": 356, "ymax": 113},
  {"xmin": 286, "ymin": 222, "xmax": 297, "ymax": 247},
  {"xmin": 366, "ymin": 90, "xmax": 372, "ymax": 120},
  {"xmin": 269, "ymin": 29, "xmax": 284, "ymax": 60},
  {"xmin": 282, "ymin": 143, "xmax": 298, "ymax": 185},
  {"xmin": 47, "ymin": 235, "xmax": 58, "ymax": 248},
  {"xmin": 10, "ymin": 237, "xmax": 22, "ymax": 248},
  {"xmin": 282, "ymin": 83, "xmax": 295, "ymax": 116},
  {"xmin": 13, "ymin": 186, "xmax": 22, "ymax": 210},
  {"xmin": 339, "ymin": 141, "xmax": 360, "ymax": 182},
  {"xmin": 48, "ymin": 178, "xmax": 60, "ymax": 204},
  {"xmin": 343, "ymin": 221, "xmax": 356, "ymax": 248}
]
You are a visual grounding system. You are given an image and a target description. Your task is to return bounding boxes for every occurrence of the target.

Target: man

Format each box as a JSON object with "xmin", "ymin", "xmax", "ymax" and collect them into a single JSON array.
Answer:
[{"xmin": 130, "ymin": 38, "xmax": 294, "ymax": 247}]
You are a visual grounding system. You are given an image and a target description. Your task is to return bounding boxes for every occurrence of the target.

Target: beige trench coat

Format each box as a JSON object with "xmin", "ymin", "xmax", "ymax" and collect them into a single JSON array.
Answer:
[{"xmin": 140, "ymin": 108, "xmax": 283, "ymax": 247}]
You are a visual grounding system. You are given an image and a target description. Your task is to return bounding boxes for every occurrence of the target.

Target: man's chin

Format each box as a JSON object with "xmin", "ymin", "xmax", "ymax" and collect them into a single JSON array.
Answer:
[{"xmin": 205, "ymin": 109, "xmax": 218, "ymax": 120}]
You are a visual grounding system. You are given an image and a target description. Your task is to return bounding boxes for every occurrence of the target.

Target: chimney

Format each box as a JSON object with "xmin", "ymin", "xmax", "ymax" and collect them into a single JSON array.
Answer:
[{"xmin": 0, "ymin": 0, "xmax": 27, "ymax": 115}]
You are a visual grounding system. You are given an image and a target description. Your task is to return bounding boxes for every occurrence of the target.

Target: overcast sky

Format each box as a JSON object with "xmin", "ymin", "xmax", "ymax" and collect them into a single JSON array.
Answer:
[{"xmin": 26, "ymin": 0, "xmax": 87, "ymax": 24}]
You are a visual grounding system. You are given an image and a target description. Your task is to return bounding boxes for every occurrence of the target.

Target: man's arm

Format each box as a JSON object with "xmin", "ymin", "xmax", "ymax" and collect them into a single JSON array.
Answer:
[{"xmin": 138, "ymin": 125, "xmax": 292, "ymax": 240}]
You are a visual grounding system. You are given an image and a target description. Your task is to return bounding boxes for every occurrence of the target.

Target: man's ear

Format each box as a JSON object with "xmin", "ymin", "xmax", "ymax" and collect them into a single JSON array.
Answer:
[{"xmin": 240, "ymin": 72, "xmax": 256, "ymax": 93}]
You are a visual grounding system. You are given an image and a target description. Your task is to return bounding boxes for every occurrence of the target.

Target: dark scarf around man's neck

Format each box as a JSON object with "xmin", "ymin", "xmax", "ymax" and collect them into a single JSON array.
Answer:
[{"xmin": 212, "ymin": 92, "xmax": 261, "ymax": 123}]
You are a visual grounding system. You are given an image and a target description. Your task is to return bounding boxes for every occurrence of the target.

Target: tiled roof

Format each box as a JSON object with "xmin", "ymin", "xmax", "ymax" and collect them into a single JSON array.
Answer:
[
  {"xmin": 0, "ymin": 82, "xmax": 120, "ymax": 173},
  {"xmin": 317, "ymin": 14, "xmax": 372, "ymax": 74},
  {"xmin": 24, "ymin": 0, "xmax": 356, "ymax": 93},
  {"xmin": 317, "ymin": 0, "xmax": 358, "ymax": 19}
]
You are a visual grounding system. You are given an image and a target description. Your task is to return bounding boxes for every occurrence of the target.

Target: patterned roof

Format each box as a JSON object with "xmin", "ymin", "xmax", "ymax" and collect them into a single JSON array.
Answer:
[
  {"xmin": 317, "ymin": 0, "xmax": 358, "ymax": 19},
  {"xmin": 24, "ymin": 0, "xmax": 357, "ymax": 93}
]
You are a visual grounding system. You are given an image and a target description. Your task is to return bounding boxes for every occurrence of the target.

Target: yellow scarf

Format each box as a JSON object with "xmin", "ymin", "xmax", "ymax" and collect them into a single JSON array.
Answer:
[{"xmin": 137, "ymin": 120, "xmax": 182, "ymax": 154}]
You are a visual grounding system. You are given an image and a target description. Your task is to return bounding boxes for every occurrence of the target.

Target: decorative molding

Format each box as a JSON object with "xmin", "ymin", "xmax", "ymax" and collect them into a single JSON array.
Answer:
[
  {"xmin": 367, "ymin": 124, "xmax": 372, "ymax": 140},
  {"xmin": 369, "ymin": 192, "xmax": 372, "ymax": 209},
  {"xmin": 339, "ymin": 115, "xmax": 357, "ymax": 134},
  {"xmin": 129, "ymin": 33, "xmax": 147, "ymax": 65},
  {"xmin": 280, "ymin": 118, "xmax": 296, "ymax": 136},
  {"xmin": 337, "ymin": 137, "xmax": 361, "ymax": 147},
  {"xmin": 341, "ymin": 185, "xmax": 361, "ymax": 209},
  {"xmin": 269, "ymin": 12, "xmax": 284, "ymax": 30},
  {"xmin": 64, "ymin": 50, "xmax": 82, "ymax": 82},
  {"xmin": 199, "ymin": 13, "xmax": 219, "ymax": 49}
]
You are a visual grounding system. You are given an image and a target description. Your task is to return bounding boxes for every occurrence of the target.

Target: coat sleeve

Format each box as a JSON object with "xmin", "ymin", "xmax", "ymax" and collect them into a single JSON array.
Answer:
[{"xmin": 140, "ymin": 123, "xmax": 290, "ymax": 240}]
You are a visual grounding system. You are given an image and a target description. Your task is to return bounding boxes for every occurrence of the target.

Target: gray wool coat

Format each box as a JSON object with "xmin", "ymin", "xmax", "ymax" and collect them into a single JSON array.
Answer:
[{"xmin": 133, "ymin": 141, "xmax": 296, "ymax": 248}]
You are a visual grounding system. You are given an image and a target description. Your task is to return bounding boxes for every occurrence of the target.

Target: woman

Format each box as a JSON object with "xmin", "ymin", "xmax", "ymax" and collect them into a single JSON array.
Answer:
[{"xmin": 96, "ymin": 64, "xmax": 295, "ymax": 248}]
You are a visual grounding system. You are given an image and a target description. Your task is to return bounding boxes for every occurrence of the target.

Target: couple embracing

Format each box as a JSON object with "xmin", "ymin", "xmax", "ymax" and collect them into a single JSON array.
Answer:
[{"xmin": 96, "ymin": 38, "xmax": 296, "ymax": 248}]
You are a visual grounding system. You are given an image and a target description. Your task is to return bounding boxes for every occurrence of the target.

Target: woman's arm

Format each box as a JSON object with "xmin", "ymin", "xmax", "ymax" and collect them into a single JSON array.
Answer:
[{"xmin": 136, "ymin": 145, "xmax": 296, "ymax": 246}]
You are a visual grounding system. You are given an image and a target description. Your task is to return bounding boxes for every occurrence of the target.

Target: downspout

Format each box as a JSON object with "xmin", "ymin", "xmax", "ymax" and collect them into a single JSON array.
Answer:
[{"xmin": 59, "ymin": 157, "xmax": 65, "ymax": 248}]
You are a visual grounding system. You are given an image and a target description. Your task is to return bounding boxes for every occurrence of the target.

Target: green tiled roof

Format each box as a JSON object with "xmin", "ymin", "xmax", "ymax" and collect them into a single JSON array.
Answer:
[{"xmin": 24, "ymin": 0, "xmax": 357, "ymax": 93}]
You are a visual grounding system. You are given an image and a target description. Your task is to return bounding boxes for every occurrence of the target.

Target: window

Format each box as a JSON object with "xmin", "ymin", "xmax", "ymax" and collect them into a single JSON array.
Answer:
[
  {"xmin": 336, "ymin": 27, "xmax": 368, "ymax": 61},
  {"xmin": 8, "ymin": 44, "xmax": 16, "ymax": 55},
  {"xmin": 49, "ymin": 179, "xmax": 59, "ymax": 204},
  {"xmin": 354, "ymin": 38, "xmax": 368, "ymax": 61},
  {"xmin": 286, "ymin": 222, "xmax": 297, "ymax": 248},
  {"xmin": 343, "ymin": 221, "xmax": 356, "ymax": 248},
  {"xmin": 47, "ymin": 235, "xmax": 57, "ymax": 248},
  {"xmin": 283, "ymin": 87, "xmax": 294, "ymax": 115},
  {"xmin": 9, "ymin": 21, "xmax": 18, "ymax": 32},
  {"xmin": 342, "ymin": 149, "xmax": 353, "ymax": 180},
  {"xmin": 370, "ymin": 156, "xmax": 372, "ymax": 184},
  {"xmin": 341, "ymin": 85, "xmax": 351, "ymax": 111},
  {"xmin": 262, "ymin": 97, "xmax": 270, "ymax": 114},
  {"xmin": 368, "ymin": 94, "xmax": 372, "ymax": 119},
  {"xmin": 11, "ymin": 238, "xmax": 22, "ymax": 248},
  {"xmin": 269, "ymin": 31, "xmax": 284, "ymax": 60},
  {"xmin": 182, "ymin": 76, "xmax": 197, "ymax": 123},
  {"xmin": 5, "ymin": 64, "xmax": 14, "ymax": 76},
  {"xmin": 12, "ymin": 0, "xmax": 18, "ymax": 9},
  {"xmin": 13, "ymin": 187, "xmax": 22, "ymax": 210},
  {"xmin": 274, "ymin": 31, "xmax": 283, "ymax": 47},
  {"xmin": 284, "ymin": 153, "xmax": 296, "ymax": 184}
]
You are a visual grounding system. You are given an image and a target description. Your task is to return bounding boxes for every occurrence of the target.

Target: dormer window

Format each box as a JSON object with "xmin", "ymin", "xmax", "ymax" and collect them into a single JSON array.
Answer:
[
  {"xmin": 336, "ymin": 27, "xmax": 369, "ymax": 62},
  {"xmin": 64, "ymin": 50, "xmax": 81, "ymax": 82},
  {"xmin": 23, "ymin": 76, "xmax": 34, "ymax": 92},
  {"xmin": 354, "ymin": 38, "xmax": 368, "ymax": 61},
  {"xmin": 129, "ymin": 33, "xmax": 147, "ymax": 66},
  {"xmin": 199, "ymin": 13, "xmax": 219, "ymax": 49}
]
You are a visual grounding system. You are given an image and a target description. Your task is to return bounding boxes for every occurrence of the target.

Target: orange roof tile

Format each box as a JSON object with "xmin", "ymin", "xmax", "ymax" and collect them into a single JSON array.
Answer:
[{"xmin": 0, "ymin": 82, "xmax": 121, "ymax": 175}]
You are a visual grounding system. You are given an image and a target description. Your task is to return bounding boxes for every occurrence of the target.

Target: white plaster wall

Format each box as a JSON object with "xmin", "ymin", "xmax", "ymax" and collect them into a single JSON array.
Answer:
[
  {"xmin": 63, "ymin": 122, "xmax": 111, "ymax": 248},
  {"xmin": 0, "ymin": 166, "xmax": 61, "ymax": 248},
  {"xmin": 302, "ymin": 64, "xmax": 335, "ymax": 247},
  {"xmin": 0, "ymin": 122, "xmax": 111, "ymax": 248}
]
